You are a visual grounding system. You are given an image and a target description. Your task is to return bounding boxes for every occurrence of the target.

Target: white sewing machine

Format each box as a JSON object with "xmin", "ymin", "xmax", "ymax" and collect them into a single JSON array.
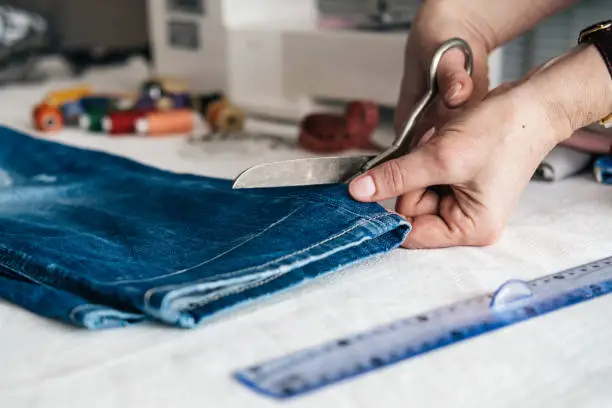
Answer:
[
  {"xmin": 146, "ymin": 0, "xmax": 502, "ymax": 121},
  {"xmin": 146, "ymin": 0, "xmax": 605, "ymax": 122}
]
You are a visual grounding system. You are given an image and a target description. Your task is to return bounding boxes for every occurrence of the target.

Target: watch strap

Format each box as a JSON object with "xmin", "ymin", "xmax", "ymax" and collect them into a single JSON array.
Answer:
[
  {"xmin": 579, "ymin": 21, "xmax": 612, "ymax": 127},
  {"xmin": 578, "ymin": 21, "xmax": 612, "ymax": 78}
]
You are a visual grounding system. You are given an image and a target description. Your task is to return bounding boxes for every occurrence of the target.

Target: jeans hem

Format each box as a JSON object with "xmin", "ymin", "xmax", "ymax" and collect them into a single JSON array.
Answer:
[{"xmin": 144, "ymin": 213, "xmax": 411, "ymax": 327}]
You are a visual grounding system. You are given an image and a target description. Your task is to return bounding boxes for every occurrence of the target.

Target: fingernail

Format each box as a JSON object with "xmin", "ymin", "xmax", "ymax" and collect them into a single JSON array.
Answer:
[
  {"xmin": 349, "ymin": 175, "xmax": 376, "ymax": 199},
  {"xmin": 416, "ymin": 127, "xmax": 436, "ymax": 148},
  {"xmin": 446, "ymin": 82, "xmax": 462, "ymax": 102}
]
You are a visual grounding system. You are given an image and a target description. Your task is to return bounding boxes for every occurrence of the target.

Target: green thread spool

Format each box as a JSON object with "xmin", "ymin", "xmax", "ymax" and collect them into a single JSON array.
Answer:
[{"xmin": 78, "ymin": 111, "xmax": 105, "ymax": 133}]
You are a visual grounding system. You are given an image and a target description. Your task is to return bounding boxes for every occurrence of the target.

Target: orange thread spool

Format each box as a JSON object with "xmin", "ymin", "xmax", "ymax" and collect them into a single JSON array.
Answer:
[
  {"xmin": 205, "ymin": 100, "xmax": 245, "ymax": 132},
  {"xmin": 135, "ymin": 109, "xmax": 195, "ymax": 136},
  {"xmin": 33, "ymin": 103, "xmax": 63, "ymax": 132},
  {"xmin": 205, "ymin": 99, "xmax": 228, "ymax": 128}
]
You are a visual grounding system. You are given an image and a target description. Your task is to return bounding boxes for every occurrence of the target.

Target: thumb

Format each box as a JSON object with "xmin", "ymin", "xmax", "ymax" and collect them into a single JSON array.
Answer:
[
  {"xmin": 348, "ymin": 143, "xmax": 454, "ymax": 202},
  {"xmin": 436, "ymin": 47, "xmax": 474, "ymax": 108}
]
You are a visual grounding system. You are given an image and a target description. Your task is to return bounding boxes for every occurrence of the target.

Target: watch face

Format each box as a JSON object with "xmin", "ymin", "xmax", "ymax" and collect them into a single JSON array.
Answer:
[{"xmin": 580, "ymin": 20, "xmax": 612, "ymax": 43}]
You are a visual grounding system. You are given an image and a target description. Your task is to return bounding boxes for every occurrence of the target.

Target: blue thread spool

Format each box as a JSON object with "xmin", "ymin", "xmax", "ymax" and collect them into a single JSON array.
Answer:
[
  {"xmin": 59, "ymin": 100, "xmax": 84, "ymax": 125},
  {"xmin": 80, "ymin": 96, "xmax": 116, "ymax": 114},
  {"xmin": 169, "ymin": 93, "xmax": 192, "ymax": 109},
  {"xmin": 594, "ymin": 156, "xmax": 612, "ymax": 184},
  {"xmin": 133, "ymin": 96, "xmax": 156, "ymax": 110}
]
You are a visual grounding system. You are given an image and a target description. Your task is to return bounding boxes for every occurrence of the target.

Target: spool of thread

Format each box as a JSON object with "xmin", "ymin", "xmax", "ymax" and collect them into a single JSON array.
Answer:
[
  {"xmin": 169, "ymin": 93, "xmax": 192, "ymax": 109},
  {"xmin": 133, "ymin": 95, "xmax": 157, "ymax": 110},
  {"xmin": 79, "ymin": 111, "xmax": 105, "ymax": 133},
  {"xmin": 135, "ymin": 109, "xmax": 195, "ymax": 136},
  {"xmin": 214, "ymin": 105, "xmax": 245, "ymax": 133},
  {"xmin": 344, "ymin": 100, "xmax": 379, "ymax": 150},
  {"xmin": 191, "ymin": 92, "xmax": 225, "ymax": 115},
  {"xmin": 155, "ymin": 96, "xmax": 174, "ymax": 111},
  {"xmin": 205, "ymin": 100, "xmax": 245, "ymax": 133},
  {"xmin": 205, "ymin": 99, "xmax": 227, "ymax": 124},
  {"xmin": 298, "ymin": 101, "xmax": 379, "ymax": 153},
  {"xmin": 44, "ymin": 86, "xmax": 92, "ymax": 107},
  {"xmin": 33, "ymin": 103, "xmax": 63, "ymax": 132},
  {"xmin": 146, "ymin": 93, "xmax": 193, "ymax": 111},
  {"xmin": 102, "ymin": 110, "xmax": 150, "ymax": 135},
  {"xmin": 59, "ymin": 100, "xmax": 84, "ymax": 126},
  {"xmin": 141, "ymin": 80, "xmax": 166, "ymax": 101},
  {"xmin": 80, "ymin": 96, "xmax": 116, "ymax": 114},
  {"xmin": 141, "ymin": 77, "xmax": 187, "ymax": 100},
  {"xmin": 114, "ymin": 94, "xmax": 139, "ymax": 111}
]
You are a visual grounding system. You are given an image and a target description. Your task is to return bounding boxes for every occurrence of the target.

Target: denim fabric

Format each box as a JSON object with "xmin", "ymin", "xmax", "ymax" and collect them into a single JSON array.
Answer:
[{"xmin": 0, "ymin": 125, "xmax": 410, "ymax": 329}]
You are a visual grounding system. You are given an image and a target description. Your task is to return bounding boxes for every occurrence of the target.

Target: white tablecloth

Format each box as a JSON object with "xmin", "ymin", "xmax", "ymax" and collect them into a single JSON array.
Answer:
[{"xmin": 1, "ymin": 58, "xmax": 612, "ymax": 408}]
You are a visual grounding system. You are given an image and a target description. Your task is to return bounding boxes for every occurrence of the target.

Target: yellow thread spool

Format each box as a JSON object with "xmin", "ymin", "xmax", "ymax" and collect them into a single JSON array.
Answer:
[{"xmin": 43, "ymin": 86, "xmax": 93, "ymax": 107}]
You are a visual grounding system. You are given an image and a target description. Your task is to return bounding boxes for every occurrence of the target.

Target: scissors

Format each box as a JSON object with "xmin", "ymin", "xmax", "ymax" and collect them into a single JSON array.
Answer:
[{"xmin": 232, "ymin": 37, "xmax": 474, "ymax": 189}]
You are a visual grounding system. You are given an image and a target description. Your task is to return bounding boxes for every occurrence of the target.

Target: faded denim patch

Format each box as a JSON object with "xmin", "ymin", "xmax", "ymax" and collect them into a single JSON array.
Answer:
[{"xmin": 0, "ymin": 125, "xmax": 410, "ymax": 329}]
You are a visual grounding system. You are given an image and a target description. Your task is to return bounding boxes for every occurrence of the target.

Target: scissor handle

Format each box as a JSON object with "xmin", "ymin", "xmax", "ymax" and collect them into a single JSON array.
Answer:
[
  {"xmin": 348, "ymin": 37, "xmax": 474, "ymax": 180},
  {"xmin": 425, "ymin": 37, "xmax": 474, "ymax": 97}
]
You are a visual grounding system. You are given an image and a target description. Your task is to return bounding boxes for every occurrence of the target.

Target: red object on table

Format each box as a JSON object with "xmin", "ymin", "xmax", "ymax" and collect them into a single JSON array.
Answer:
[
  {"xmin": 298, "ymin": 101, "xmax": 379, "ymax": 153},
  {"xmin": 103, "ymin": 109, "xmax": 152, "ymax": 135}
]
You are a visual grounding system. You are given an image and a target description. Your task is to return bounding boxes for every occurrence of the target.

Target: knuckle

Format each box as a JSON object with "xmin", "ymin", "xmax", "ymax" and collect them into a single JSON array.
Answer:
[
  {"xmin": 380, "ymin": 159, "xmax": 407, "ymax": 192},
  {"xmin": 430, "ymin": 145, "xmax": 459, "ymax": 175}
]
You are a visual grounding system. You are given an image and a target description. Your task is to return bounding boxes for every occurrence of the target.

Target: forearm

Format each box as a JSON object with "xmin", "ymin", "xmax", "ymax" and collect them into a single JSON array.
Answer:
[
  {"xmin": 524, "ymin": 44, "xmax": 612, "ymax": 141},
  {"xmin": 419, "ymin": 0, "xmax": 580, "ymax": 51}
]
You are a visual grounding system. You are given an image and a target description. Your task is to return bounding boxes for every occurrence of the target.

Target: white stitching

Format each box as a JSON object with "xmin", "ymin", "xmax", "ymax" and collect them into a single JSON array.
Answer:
[
  {"xmin": 68, "ymin": 303, "xmax": 104, "ymax": 324},
  {"xmin": 169, "ymin": 235, "xmax": 376, "ymax": 313},
  {"xmin": 143, "ymin": 213, "xmax": 399, "ymax": 312},
  {"xmin": 102, "ymin": 206, "xmax": 305, "ymax": 285}
]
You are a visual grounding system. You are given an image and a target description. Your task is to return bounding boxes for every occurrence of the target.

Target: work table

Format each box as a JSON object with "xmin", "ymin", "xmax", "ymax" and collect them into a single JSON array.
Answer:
[{"xmin": 0, "ymin": 57, "xmax": 611, "ymax": 408}]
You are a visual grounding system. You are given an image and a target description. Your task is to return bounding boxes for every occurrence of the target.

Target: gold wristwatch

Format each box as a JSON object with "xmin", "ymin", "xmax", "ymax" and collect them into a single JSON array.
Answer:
[{"xmin": 578, "ymin": 20, "xmax": 612, "ymax": 128}]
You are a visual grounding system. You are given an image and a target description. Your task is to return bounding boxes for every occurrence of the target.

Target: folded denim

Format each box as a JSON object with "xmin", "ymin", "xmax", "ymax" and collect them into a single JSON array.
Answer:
[{"xmin": 0, "ymin": 126, "xmax": 410, "ymax": 329}]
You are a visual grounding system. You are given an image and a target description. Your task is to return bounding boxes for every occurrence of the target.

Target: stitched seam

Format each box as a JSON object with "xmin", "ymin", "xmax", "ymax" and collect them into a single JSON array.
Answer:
[
  {"xmin": 107, "ymin": 201, "xmax": 386, "ymax": 286},
  {"xmin": 101, "ymin": 205, "xmax": 305, "ymax": 285},
  {"xmin": 144, "ymin": 212, "xmax": 398, "ymax": 310},
  {"xmin": 175, "ymin": 234, "xmax": 376, "ymax": 313},
  {"xmin": 0, "ymin": 260, "xmax": 46, "ymax": 286},
  {"xmin": 68, "ymin": 304, "xmax": 104, "ymax": 324},
  {"xmin": 68, "ymin": 304, "xmax": 141, "ymax": 325},
  {"xmin": 148, "ymin": 212, "xmax": 390, "ymax": 295},
  {"xmin": 177, "ymin": 272, "xmax": 285, "ymax": 312}
]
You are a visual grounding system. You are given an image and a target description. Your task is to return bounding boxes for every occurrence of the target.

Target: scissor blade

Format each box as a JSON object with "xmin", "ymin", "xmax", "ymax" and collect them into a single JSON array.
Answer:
[{"xmin": 232, "ymin": 155, "xmax": 375, "ymax": 189}]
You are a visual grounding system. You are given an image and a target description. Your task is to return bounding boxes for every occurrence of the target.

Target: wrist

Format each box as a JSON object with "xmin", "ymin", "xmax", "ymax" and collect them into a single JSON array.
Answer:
[
  {"xmin": 419, "ymin": 0, "xmax": 579, "ymax": 52},
  {"xmin": 416, "ymin": 0, "xmax": 496, "ymax": 53},
  {"xmin": 522, "ymin": 44, "xmax": 612, "ymax": 143}
]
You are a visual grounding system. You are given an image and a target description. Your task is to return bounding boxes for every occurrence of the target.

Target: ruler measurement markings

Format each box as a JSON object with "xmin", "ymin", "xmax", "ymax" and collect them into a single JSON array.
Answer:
[{"xmin": 235, "ymin": 256, "xmax": 612, "ymax": 399}]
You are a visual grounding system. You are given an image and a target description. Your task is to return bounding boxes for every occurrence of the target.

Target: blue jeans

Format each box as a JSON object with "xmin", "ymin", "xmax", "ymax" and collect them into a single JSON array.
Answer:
[{"xmin": 0, "ymin": 126, "xmax": 410, "ymax": 329}]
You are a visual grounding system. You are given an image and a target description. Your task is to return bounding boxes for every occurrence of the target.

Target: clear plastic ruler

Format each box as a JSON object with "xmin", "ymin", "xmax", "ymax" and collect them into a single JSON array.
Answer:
[{"xmin": 234, "ymin": 256, "xmax": 612, "ymax": 399}]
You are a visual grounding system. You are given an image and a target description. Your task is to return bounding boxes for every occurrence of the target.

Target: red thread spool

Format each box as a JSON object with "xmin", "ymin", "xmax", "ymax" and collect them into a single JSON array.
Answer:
[
  {"xmin": 298, "ymin": 101, "xmax": 379, "ymax": 153},
  {"xmin": 32, "ymin": 103, "xmax": 63, "ymax": 132},
  {"xmin": 102, "ymin": 110, "xmax": 151, "ymax": 135},
  {"xmin": 298, "ymin": 114, "xmax": 347, "ymax": 153},
  {"xmin": 345, "ymin": 101, "xmax": 379, "ymax": 150}
]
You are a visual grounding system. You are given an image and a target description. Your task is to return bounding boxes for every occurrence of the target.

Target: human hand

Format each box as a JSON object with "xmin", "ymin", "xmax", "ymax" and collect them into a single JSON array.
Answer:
[
  {"xmin": 349, "ymin": 44, "xmax": 612, "ymax": 249},
  {"xmin": 354, "ymin": 84, "xmax": 559, "ymax": 248},
  {"xmin": 393, "ymin": 1, "xmax": 493, "ymax": 148},
  {"xmin": 394, "ymin": 0, "xmax": 582, "ymax": 148}
]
